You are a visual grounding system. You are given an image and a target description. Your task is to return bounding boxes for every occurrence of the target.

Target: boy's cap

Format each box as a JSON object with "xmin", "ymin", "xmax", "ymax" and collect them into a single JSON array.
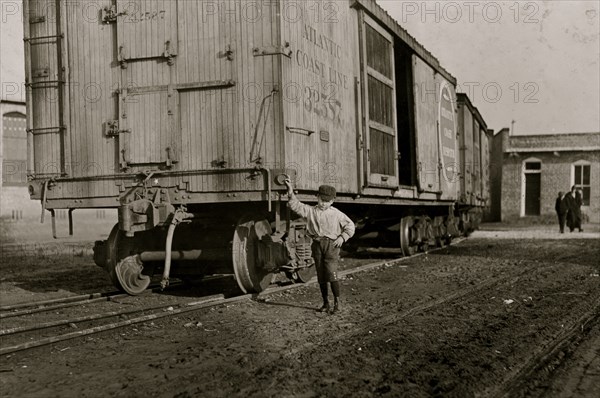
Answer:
[{"xmin": 318, "ymin": 185, "xmax": 336, "ymax": 201}]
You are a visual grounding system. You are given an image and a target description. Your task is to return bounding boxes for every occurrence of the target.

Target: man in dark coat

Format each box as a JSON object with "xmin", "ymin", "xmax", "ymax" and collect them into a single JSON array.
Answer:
[
  {"xmin": 555, "ymin": 191, "xmax": 567, "ymax": 233},
  {"xmin": 564, "ymin": 186, "xmax": 583, "ymax": 232},
  {"xmin": 574, "ymin": 188, "xmax": 584, "ymax": 232}
]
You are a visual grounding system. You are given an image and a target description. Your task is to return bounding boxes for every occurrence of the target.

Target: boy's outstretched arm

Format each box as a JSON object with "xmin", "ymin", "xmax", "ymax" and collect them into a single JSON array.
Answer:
[
  {"xmin": 284, "ymin": 178, "xmax": 310, "ymax": 218},
  {"xmin": 284, "ymin": 178, "xmax": 295, "ymax": 198}
]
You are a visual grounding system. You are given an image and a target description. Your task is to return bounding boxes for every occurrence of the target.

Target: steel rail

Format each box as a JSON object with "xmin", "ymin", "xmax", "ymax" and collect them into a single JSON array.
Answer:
[
  {"xmin": 0, "ymin": 294, "xmax": 131, "ymax": 320},
  {"xmin": 282, "ymin": 253, "xmax": 546, "ymax": 359},
  {"xmin": 489, "ymin": 302, "xmax": 600, "ymax": 398},
  {"xmin": 0, "ymin": 239, "xmax": 465, "ymax": 356},
  {"xmin": 0, "ymin": 283, "xmax": 183, "ymax": 319},
  {"xmin": 0, "ymin": 291, "xmax": 122, "ymax": 312},
  {"xmin": 0, "ymin": 294, "xmax": 225, "ymax": 337},
  {"xmin": 0, "ymin": 294, "xmax": 238, "ymax": 356}
]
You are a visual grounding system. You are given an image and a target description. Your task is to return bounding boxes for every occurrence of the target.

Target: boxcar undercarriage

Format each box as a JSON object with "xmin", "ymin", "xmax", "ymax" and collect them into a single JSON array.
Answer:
[{"xmin": 77, "ymin": 171, "xmax": 478, "ymax": 295}]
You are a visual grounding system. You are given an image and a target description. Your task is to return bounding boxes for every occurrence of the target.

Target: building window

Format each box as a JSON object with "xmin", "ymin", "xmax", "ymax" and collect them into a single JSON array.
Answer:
[
  {"xmin": 573, "ymin": 162, "xmax": 591, "ymax": 206},
  {"xmin": 2, "ymin": 111, "xmax": 27, "ymax": 186}
]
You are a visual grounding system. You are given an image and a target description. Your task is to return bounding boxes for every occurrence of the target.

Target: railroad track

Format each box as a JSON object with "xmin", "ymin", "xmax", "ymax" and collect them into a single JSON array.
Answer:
[
  {"xmin": 275, "ymin": 256, "xmax": 600, "ymax": 398},
  {"xmin": 0, "ymin": 282, "xmax": 184, "ymax": 319},
  {"xmin": 0, "ymin": 241, "xmax": 463, "ymax": 357},
  {"xmin": 0, "ymin": 291, "xmax": 131, "ymax": 320},
  {"xmin": 280, "ymin": 257, "xmax": 550, "ymax": 359},
  {"xmin": 4, "ymin": 238, "xmax": 596, "ymax": 397},
  {"xmin": 488, "ymin": 300, "xmax": 600, "ymax": 398}
]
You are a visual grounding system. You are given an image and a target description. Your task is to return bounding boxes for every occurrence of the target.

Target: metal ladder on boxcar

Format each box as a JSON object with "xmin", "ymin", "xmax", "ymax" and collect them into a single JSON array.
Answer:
[{"xmin": 23, "ymin": 0, "xmax": 68, "ymax": 178}]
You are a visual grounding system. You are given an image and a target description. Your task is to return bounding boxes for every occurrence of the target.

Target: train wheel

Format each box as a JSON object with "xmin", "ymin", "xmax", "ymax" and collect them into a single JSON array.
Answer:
[
  {"xmin": 106, "ymin": 224, "xmax": 150, "ymax": 295},
  {"xmin": 232, "ymin": 216, "xmax": 273, "ymax": 293},
  {"xmin": 400, "ymin": 217, "xmax": 416, "ymax": 256}
]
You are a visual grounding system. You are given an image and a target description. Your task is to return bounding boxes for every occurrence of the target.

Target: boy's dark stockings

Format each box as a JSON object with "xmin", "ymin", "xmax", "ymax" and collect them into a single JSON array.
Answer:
[
  {"xmin": 319, "ymin": 283, "xmax": 329, "ymax": 304},
  {"xmin": 331, "ymin": 281, "xmax": 340, "ymax": 298},
  {"xmin": 319, "ymin": 282, "xmax": 341, "ymax": 313}
]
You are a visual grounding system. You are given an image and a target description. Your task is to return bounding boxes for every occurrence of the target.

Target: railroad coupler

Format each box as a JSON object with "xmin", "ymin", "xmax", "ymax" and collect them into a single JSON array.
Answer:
[{"xmin": 119, "ymin": 199, "xmax": 175, "ymax": 237}]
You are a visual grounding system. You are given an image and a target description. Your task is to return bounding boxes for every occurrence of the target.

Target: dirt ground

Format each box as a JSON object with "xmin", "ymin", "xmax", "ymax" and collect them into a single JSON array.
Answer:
[{"xmin": 1, "ymin": 223, "xmax": 599, "ymax": 397}]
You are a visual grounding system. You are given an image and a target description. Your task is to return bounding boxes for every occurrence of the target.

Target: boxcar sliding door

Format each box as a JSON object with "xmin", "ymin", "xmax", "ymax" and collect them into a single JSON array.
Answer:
[{"xmin": 360, "ymin": 14, "xmax": 398, "ymax": 187}]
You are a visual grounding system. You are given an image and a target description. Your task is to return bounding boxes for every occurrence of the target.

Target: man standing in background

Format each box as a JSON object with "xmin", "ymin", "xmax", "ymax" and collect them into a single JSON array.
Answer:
[{"xmin": 555, "ymin": 192, "xmax": 567, "ymax": 233}]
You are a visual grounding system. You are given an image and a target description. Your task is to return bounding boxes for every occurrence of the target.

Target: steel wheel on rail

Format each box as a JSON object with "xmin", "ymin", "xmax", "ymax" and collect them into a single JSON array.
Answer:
[
  {"xmin": 106, "ymin": 224, "xmax": 151, "ymax": 295},
  {"xmin": 232, "ymin": 216, "xmax": 274, "ymax": 293},
  {"xmin": 400, "ymin": 216, "xmax": 417, "ymax": 256}
]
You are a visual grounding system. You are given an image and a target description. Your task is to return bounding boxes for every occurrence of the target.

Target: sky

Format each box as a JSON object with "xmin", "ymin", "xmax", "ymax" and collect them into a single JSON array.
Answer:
[
  {"xmin": 2, "ymin": 0, "xmax": 599, "ymax": 134},
  {"xmin": 0, "ymin": 0, "xmax": 25, "ymax": 103},
  {"xmin": 377, "ymin": 0, "xmax": 600, "ymax": 134}
]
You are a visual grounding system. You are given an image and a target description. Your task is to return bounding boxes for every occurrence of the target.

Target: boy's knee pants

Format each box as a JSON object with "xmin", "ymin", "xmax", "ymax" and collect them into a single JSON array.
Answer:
[{"xmin": 311, "ymin": 238, "xmax": 340, "ymax": 283}]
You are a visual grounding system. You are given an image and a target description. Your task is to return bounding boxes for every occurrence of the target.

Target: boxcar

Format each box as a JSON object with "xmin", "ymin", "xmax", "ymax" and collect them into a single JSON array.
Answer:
[
  {"xmin": 456, "ymin": 93, "xmax": 492, "ymax": 231},
  {"xmin": 23, "ymin": 0, "xmax": 491, "ymax": 294}
]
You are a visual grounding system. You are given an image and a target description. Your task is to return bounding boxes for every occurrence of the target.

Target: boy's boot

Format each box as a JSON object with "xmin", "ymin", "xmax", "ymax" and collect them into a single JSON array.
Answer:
[
  {"xmin": 331, "ymin": 281, "xmax": 341, "ymax": 314},
  {"xmin": 331, "ymin": 298, "xmax": 340, "ymax": 314},
  {"xmin": 318, "ymin": 283, "xmax": 329, "ymax": 312}
]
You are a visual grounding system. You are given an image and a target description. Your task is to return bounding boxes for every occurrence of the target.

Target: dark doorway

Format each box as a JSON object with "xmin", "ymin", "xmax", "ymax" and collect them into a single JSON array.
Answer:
[
  {"xmin": 394, "ymin": 42, "xmax": 415, "ymax": 187},
  {"xmin": 525, "ymin": 173, "xmax": 541, "ymax": 215}
]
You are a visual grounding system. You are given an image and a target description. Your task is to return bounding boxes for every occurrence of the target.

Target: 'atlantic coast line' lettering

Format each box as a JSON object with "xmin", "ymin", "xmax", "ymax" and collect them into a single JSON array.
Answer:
[
  {"xmin": 302, "ymin": 24, "xmax": 342, "ymax": 59},
  {"xmin": 298, "ymin": 24, "xmax": 349, "ymax": 90},
  {"xmin": 296, "ymin": 50, "xmax": 349, "ymax": 90}
]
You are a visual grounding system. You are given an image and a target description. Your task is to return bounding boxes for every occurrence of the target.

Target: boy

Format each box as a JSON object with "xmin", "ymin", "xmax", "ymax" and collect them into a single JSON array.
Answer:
[{"xmin": 284, "ymin": 179, "xmax": 355, "ymax": 314}]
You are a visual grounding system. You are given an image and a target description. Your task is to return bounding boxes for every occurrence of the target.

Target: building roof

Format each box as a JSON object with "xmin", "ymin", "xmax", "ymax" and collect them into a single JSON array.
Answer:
[{"xmin": 505, "ymin": 132, "xmax": 600, "ymax": 153}]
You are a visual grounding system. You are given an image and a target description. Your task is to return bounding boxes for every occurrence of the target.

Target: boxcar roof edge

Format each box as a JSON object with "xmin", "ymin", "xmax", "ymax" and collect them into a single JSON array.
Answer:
[
  {"xmin": 457, "ymin": 93, "xmax": 489, "ymax": 132},
  {"xmin": 352, "ymin": 0, "xmax": 457, "ymax": 86}
]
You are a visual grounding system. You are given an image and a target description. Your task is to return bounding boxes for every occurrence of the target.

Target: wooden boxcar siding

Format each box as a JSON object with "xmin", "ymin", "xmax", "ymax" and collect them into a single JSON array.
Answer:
[
  {"xmin": 115, "ymin": 1, "xmax": 179, "ymax": 169},
  {"xmin": 63, "ymin": 2, "xmax": 121, "ymax": 198},
  {"xmin": 481, "ymin": 130, "xmax": 490, "ymax": 204},
  {"xmin": 435, "ymin": 72, "xmax": 458, "ymax": 200},
  {"xmin": 472, "ymin": 120, "xmax": 481, "ymax": 200},
  {"xmin": 25, "ymin": 0, "xmax": 64, "ymax": 177},
  {"xmin": 459, "ymin": 105, "xmax": 474, "ymax": 202},
  {"xmin": 29, "ymin": 0, "xmax": 283, "ymax": 197},
  {"xmin": 174, "ymin": 0, "xmax": 282, "ymax": 192},
  {"xmin": 280, "ymin": 0, "xmax": 360, "ymax": 193},
  {"xmin": 412, "ymin": 57, "xmax": 438, "ymax": 193},
  {"xmin": 412, "ymin": 56, "xmax": 458, "ymax": 200}
]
